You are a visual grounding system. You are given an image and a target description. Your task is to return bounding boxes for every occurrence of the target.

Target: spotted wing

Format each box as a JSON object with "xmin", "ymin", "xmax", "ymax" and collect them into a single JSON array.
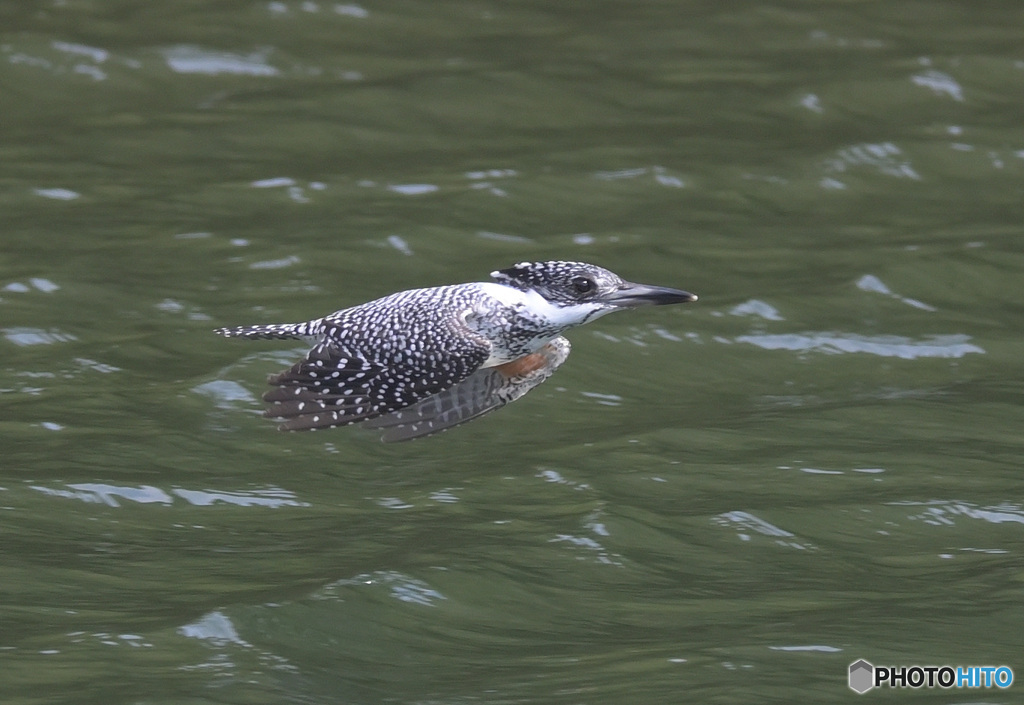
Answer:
[
  {"xmin": 360, "ymin": 337, "xmax": 571, "ymax": 442},
  {"xmin": 262, "ymin": 338, "xmax": 490, "ymax": 431}
]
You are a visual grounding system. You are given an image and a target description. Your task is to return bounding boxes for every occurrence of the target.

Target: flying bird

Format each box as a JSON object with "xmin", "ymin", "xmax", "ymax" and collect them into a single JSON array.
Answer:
[{"xmin": 215, "ymin": 261, "xmax": 696, "ymax": 441}]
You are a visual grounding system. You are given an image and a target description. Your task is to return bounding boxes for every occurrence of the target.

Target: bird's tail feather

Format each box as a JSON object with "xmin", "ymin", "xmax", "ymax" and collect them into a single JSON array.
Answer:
[{"xmin": 214, "ymin": 320, "xmax": 323, "ymax": 341}]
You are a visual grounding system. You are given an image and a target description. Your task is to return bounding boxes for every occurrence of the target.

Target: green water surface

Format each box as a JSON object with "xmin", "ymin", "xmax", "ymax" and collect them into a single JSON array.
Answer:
[{"xmin": 2, "ymin": 1, "xmax": 1023, "ymax": 703}]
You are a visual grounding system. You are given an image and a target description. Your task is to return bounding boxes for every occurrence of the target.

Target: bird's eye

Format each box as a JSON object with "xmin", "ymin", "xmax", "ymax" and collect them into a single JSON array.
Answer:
[{"xmin": 571, "ymin": 276, "xmax": 595, "ymax": 294}]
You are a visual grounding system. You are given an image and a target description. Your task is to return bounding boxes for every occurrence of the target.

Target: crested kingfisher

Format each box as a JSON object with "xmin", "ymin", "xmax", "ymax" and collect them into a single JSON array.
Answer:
[{"xmin": 215, "ymin": 261, "xmax": 697, "ymax": 441}]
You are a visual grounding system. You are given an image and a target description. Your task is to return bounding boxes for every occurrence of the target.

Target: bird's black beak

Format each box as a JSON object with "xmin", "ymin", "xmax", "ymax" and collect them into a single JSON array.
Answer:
[{"xmin": 602, "ymin": 282, "xmax": 698, "ymax": 308}]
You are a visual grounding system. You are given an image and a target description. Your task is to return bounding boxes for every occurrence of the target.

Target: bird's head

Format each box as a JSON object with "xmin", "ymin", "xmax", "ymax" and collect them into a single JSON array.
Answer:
[{"xmin": 490, "ymin": 260, "xmax": 696, "ymax": 326}]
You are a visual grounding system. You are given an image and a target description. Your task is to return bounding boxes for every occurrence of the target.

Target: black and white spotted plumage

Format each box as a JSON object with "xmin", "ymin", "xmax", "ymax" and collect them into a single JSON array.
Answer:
[
  {"xmin": 215, "ymin": 261, "xmax": 696, "ymax": 441},
  {"xmin": 360, "ymin": 337, "xmax": 571, "ymax": 442}
]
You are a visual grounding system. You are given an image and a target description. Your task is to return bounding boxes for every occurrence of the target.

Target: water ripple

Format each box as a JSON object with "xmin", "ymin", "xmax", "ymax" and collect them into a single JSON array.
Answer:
[
  {"xmin": 30, "ymin": 482, "xmax": 309, "ymax": 508},
  {"xmin": 322, "ymin": 571, "xmax": 447, "ymax": 607},
  {"xmin": 735, "ymin": 332, "xmax": 984, "ymax": 359},
  {"xmin": 161, "ymin": 46, "xmax": 279, "ymax": 76},
  {"xmin": 898, "ymin": 500, "xmax": 1024, "ymax": 527},
  {"xmin": 714, "ymin": 510, "xmax": 815, "ymax": 550}
]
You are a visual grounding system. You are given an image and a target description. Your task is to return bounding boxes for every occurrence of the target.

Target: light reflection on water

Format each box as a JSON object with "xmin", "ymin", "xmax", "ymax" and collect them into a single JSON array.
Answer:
[
  {"xmin": 734, "ymin": 332, "xmax": 984, "ymax": 358},
  {"xmin": 30, "ymin": 483, "xmax": 310, "ymax": 509}
]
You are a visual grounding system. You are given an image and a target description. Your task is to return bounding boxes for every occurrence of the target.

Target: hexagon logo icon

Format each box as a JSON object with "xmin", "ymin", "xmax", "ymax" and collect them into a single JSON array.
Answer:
[{"xmin": 849, "ymin": 659, "xmax": 874, "ymax": 694}]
